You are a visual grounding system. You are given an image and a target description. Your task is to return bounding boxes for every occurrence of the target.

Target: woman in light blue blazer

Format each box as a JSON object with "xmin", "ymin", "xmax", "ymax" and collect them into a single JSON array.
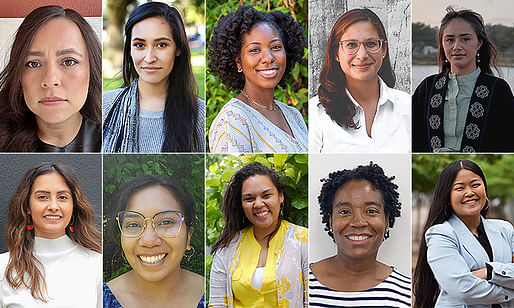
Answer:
[{"xmin": 413, "ymin": 159, "xmax": 514, "ymax": 308}]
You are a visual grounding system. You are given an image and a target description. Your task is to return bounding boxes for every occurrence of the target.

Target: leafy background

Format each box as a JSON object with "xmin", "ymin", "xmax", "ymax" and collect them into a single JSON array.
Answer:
[
  {"xmin": 103, "ymin": 154, "xmax": 205, "ymax": 281},
  {"xmin": 206, "ymin": 0, "xmax": 308, "ymax": 148},
  {"xmin": 205, "ymin": 153, "xmax": 308, "ymax": 299}
]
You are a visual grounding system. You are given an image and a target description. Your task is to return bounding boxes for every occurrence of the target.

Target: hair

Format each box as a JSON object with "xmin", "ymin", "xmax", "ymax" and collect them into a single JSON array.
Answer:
[
  {"xmin": 211, "ymin": 162, "xmax": 288, "ymax": 254},
  {"xmin": 318, "ymin": 162, "xmax": 401, "ymax": 240},
  {"xmin": 122, "ymin": 2, "xmax": 200, "ymax": 152},
  {"xmin": 437, "ymin": 6, "xmax": 499, "ymax": 75},
  {"xmin": 413, "ymin": 159, "xmax": 489, "ymax": 308},
  {"xmin": 4, "ymin": 162, "xmax": 101, "ymax": 301},
  {"xmin": 0, "ymin": 5, "xmax": 102, "ymax": 152},
  {"xmin": 104, "ymin": 174, "xmax": 197, "ymax": 279},
  {"xmin": 318, "ymin": 8, "xmax": 395, "ymax": 130},
  {"xmin": 208, "ymin": 5, "xmax": 306, "ymax": 91}
]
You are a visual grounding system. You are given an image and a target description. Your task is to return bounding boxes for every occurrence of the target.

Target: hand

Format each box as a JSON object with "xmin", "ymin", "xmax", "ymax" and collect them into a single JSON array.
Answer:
[
  {"xmin": 512, "ymin": 254, "xmax": 514, "ymax": 263},
  {"xmin": 472, "ymin": 268, "xmax": 487, "ymax": 279}
]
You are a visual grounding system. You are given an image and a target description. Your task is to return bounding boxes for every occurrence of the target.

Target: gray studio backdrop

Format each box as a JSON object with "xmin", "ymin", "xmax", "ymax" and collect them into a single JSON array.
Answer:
[
  {"xmin": 0, "ymin": 154, "xmax": 102, "ymax": 253},
  {"xmin": 309, "ymin": 0, "xmax": 412, "ymax": 96}
]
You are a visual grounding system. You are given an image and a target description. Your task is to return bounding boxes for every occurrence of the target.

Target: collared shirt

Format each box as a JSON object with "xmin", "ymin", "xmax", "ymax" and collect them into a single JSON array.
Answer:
[{"xmin": 309, "ymin": 78, "xmax": 411, "ymax": 153}]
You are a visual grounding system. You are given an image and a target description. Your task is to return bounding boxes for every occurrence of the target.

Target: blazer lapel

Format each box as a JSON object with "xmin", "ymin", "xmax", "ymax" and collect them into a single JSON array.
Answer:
[
  {"xmin": 448, "ymin": 214, "xmax": 490, "ymax": 268},
  {"xmin": 482, "ymin": 218, "xmax": 511, "ymax": 262}
]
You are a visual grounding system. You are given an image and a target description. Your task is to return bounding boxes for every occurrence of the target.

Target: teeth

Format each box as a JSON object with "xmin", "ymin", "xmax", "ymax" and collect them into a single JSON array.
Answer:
[
  {"xmin": 44, "ymin": 215, "xmax": 61, "ymax": 219},
  {"xmin": 255, "ymin": 211, "xmax": 269, "ymax": 217},
  {"xmin": 139, "ymin": 254, "xmax": 166, "ymax": 264},
  {"xmin": 347, "ymin": 235, "xmax": 370, "ymax": 241},
  {"xmin": 261, "ymin": 69, "xmax": 276, "ymax": 74}
]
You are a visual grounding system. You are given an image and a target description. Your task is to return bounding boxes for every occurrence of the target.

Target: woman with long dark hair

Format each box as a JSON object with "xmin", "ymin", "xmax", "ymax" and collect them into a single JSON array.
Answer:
[
  {"xmin": 0, "ymin": 5, "xmax": 102, "ymax": 152},
  {"xmin": 0, "ymin": 163, "xmax": 102, "ymax": 306},
  {"xmin": 103, "ymin": 2, "xmax": 204, "ymax": 152},
  {"xmin": 310, "ymin": 8, "xmax": 410, "ymax": 153},
  {"xmin": 413, "ymin": 160, "xmax": 514, "ymax": 307},
  {"xmin": 413, "ymin": 7, "xmax": 514, "ymax": 152}
]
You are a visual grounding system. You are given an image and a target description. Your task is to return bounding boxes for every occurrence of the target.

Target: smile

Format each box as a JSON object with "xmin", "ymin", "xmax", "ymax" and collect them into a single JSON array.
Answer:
[
  {"xmin": 352, "ymin": 63, "xmax": 373, "ymax": 69},
  {"xmin": 462, "ymin": 199, "xmax": 479, "ymax": 206},
  {"xmin": 138, "ymin": 253, "xmax": 167, "ymax": 264},
  {"xmin": 255, "ymin": 210, "xmax": 270, "ymax": 217},
  {"xmin": 346, "ymin": 234, "xmax": 372, "ymax": 241},
  {"xmin": 257, "ymin": 68, "xmax": 279, "ymax": 78},
  {"xmin": 44, "ymin": 215, "xmax": 62, "ymax": 220},
  {"xmin": 142, "ymin": 67, "xmax": 161, "ymax": 72}
]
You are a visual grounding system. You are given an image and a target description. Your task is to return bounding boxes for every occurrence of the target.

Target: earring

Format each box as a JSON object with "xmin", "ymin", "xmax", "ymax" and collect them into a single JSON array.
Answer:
[
  {"xmin": 477, "ymin": 52, "xmax": 480, "ymax": 63},
  {"xmin": 68, "ymin": 216, "xmax": 75, "ymax": 233},
  {"xmin": 444, "ymin": 59, "xmax": 449, "ymax": 63},
  {"xmin": 26, "ymin": 215, "xmax": 33, "ymax": 231},
  {"xmin": 69, "ymin": 225, "xmax": 75, "ymax": 233},
  {"xmin": 237, "ymin": 67, "xmax": 243, "ymax": 73},
  {"xmin": 184, "ymin": 246, "xmax": 196, "ymax": 261},
  {"xmin": 384, "ymin": 229, "xmax": 390, "ymax": 240}
]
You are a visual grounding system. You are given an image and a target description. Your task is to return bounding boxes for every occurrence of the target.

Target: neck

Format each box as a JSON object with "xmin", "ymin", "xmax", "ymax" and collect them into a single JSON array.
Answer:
[
  {"xmin": 127, "ymin": 267, "xmax": 184, "ymax": 299},
  {"xmin": 137, "ymin": 79, "xmax": 168, "ymax": 111},
  {"xmin": 332, "ymin": 252, "xmax": 380, "ymax": 276},
  {"xmin": 253, "ymin": 221, "xmax": 279, "ymax": 247},
  {"xmin": 243, "ymin": 84, "xmax": 276, "ymax": 109},
  {"xmin": 451, "ymin": 64, "xmax": 477, "ymax": 76},
  {"xmin": 458, "ymin": 214, "xmax": 481, "ymax": 235},
  {"xmin": 346, "ymin": 77, "xmax": 380, "ymax": 108},
  {"xmin": 36, "ymin": 113, "xmax": 83, "ymax": 147}
]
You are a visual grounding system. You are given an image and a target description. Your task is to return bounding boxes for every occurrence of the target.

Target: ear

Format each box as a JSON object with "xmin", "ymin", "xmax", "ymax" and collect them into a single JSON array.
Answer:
[
  {"xmin": 186, "ymin": 227, "xmax": 194, "ymax": 248},
  {"xmin": 279, "ymin": 191, "xmax": 284, "ymax": 204},
  {"xmin": 235, "ymin": 56, "xmax": 242, "ymax": 71},
  {"xmin": 382, "ymin": 40, "xmax": 388, "ymax": 58},
  {"xmin": 335, "ymin": 54, "xmax": 339, "ymax": 62},
  {"xmin": 477, "ymin": 40, "xmax": 483, "ymax": 51},
  {"xmin": 27, "ymin": 209, "xmax": 31, "ymax": 214},
  {"xmin": 176, "ymin": 48, "xmax": 181, "ymax": 57}
]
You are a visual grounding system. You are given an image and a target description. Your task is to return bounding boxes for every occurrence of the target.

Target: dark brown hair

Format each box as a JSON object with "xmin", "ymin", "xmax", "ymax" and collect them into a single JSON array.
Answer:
[{"xmin": 0, "ymin": 5, "xmax": 101, "ymax": 152}]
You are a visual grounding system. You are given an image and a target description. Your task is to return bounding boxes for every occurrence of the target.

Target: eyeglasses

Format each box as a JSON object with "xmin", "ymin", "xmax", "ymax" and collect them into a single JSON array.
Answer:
[
  {"xmin": 116, "ymin": 210, "xmax": 184, "ymax": 238},
  {"xmin": 339, "ymin": 38, "xmax": 384, "ymax": 55}
]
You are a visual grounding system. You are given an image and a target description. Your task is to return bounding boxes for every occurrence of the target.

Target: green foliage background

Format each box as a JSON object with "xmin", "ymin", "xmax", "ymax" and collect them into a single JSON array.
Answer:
[
  {"xmin": 205, "ymin": 153, "xmax": 308, "ymax": 299},
  {"xmin": 103, "ymin": 154, "xmax": 205, "ymax": 281},
  {"xmin": 206, "ymin": 0, "xmax": 308, "ymax": 147}
]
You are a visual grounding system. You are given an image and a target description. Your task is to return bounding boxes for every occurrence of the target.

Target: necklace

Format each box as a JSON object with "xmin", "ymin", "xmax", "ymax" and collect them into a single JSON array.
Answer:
[{"xmin": 241, "ymin": 90, "xmax": 278, "ymax": 111}]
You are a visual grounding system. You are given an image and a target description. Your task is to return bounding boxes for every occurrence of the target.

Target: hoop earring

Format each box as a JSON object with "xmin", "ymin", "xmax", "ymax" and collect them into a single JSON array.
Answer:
[
  {"xmin": 384, "ymin": 229, "xmax": 390, "ymax": 240},
  {"xmin": 185, "ymin": 246, "xmax": 196, "ymax": 261},
  {"xmin": 237, "ymin": 67, "xmax": 243, "ymax": 73}
]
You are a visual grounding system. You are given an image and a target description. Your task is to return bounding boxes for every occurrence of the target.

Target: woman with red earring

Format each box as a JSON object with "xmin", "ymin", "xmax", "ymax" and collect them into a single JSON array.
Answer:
[{"xmin": 0, "ymin": 163, "xmax": 102, "ymax": 307}]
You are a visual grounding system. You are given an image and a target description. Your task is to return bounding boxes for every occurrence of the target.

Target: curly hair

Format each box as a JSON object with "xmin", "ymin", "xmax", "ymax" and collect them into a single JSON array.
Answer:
[
  {"xmin": 210, "ymin": 162, "xmax": 288, "ymax": 254},
  {"xmin": 317, "ymin": 162, "xmax": 401, "ymax": 240},
  {"xmin": 208, "ymin": 5, "xmax": 306, "ymax": 91},
  {"xmin": 5, "ymin": 163, "xmax": 101, "ymax": 301}
]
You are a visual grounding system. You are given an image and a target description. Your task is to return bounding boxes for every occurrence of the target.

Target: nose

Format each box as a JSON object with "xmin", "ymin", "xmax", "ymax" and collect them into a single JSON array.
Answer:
[
  {"xmin": 47, "ymin": 198, "xmax": 59, "ymax": 211},
  {"xmin": 139, "ymin": 221, "xmax": 161, "ymax": 246},
  {"xmin": 144, "ymin": 47, "xmax": 157, "ymax": 63},
  {"xmin": 41, "ymin": 64, "xmax": 61, "ymax": 88},
  {"xmin": 261, "ymin": 47, "xmax": 275, "ymax": 64},
  {"xmin": 355, "ymin": 43, "xmax": 369, "ymax": 58},
  {"xmin": 254, "ymin": 196, "xmax": 265, "ymax": 208},
  {"xmin": 349, "ymin": 211, "xmax": 367, "ymax": 227}
]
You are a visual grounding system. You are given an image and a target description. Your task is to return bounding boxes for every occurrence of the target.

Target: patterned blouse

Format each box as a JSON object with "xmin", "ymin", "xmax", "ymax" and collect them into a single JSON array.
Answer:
[{"xmin": 208, "ymin": 98, "xmax": 308, "ymax": 153}]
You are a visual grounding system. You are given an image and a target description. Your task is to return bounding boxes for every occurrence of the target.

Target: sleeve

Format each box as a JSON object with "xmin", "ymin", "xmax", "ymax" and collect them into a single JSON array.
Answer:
[
  {"xmin": 197, "ymin": 98, "xmax": 206, "ymax": 152},
  {"xmin": 208, "ymin": 252, "xmax": 229, "ymax": 308},
  {"xmin": 208, "ymin": 105, "xmax": 253, "ymax": 153},
  {"xmin": 301, "ymin": 231, "xmax": 308, "ymax": 308},
  {"xmin": 487, "ymin": 262, "xmax": 514, "ymax": 289},
  {"xmin": 96, "ymin": 254, "xmax": 103, "ymax": 308},
  {"xmin": 308, "ymin": 97, "xmax": 323, "ymax": 153},
  {"xmin": 426, "ymin": 226, "xmax": 514, "ymax": 305},
  {"xmin": 412, "ymin": 78, "xmax": 430, "ymax": 152}
]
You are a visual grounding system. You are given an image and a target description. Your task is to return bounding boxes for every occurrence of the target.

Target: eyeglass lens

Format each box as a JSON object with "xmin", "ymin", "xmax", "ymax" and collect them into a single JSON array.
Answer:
[
  {"xmin": 118, "ymin": 210, "xmax": 183, "ymax": 237},
  {"xmin": 341, "ymin": 39, "xmax": 382, "ymax": 54}
]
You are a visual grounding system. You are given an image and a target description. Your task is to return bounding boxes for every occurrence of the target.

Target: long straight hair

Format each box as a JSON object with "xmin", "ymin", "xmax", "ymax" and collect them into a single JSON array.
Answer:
[
  {"xmin": 122, "ymin": 2, "xmax": 200, "ymax": 152},
  {"xmin": 5, "ymin": 163, "xmax": 101, "ymax": 301}
]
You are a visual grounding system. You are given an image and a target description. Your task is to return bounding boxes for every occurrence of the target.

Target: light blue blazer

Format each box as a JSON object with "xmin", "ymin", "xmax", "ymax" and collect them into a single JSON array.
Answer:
[{"xmin": 426, "ymin": 214, "xmax": 514, "ymax": 308}]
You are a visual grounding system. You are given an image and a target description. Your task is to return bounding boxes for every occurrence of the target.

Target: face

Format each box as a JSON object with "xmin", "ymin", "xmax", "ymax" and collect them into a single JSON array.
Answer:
[
  {"xmin": 331, "ymin": 180, "xmax": 388, "ymax": 260},
  {"xmin": 21, "ymin": 18, "xmax": 90, "ymax": 126},
  {"xmin": 442, "ymin": 18, "xmax": 482, "ymax": 74},
  {"xmin": 121, "ymin": 185, "xmax": 191, "ymax": 283},
  {"xmin": 336, "ymin": 21, "xmax": 386, "ymax": 85},
  {"xmin": 28, "ymin": 173, "xmax": 74, "ymax": 239},
  {"xmin": 241, "ymin": 174, "xmax": 284, "ymax": 233},
  {"xmin": 236, "ymin": 23, "xmax": 286, "ymax": 91},
  {"xmin": 130, "ymin": 16, "xmax": 180, "ymax": 88},
  {"xmin": 450, "ymin": 169, "xmax": 487, "ymax": 219}
]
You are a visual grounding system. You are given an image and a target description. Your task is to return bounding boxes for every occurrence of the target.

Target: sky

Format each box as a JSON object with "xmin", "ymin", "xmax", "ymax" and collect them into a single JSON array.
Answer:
[{"xmin": 413, "ymin": 0, "xmax": 514, "ymax": 27}]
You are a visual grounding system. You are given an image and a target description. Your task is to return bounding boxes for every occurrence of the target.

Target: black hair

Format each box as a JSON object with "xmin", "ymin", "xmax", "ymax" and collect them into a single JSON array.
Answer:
[
  {"xmin": 318, "ymin": 162, "xmax": 401, "ymax": 240},
  {"xmin": 208, "ymin": 5, "xmax": 306, "ymax": 91}
]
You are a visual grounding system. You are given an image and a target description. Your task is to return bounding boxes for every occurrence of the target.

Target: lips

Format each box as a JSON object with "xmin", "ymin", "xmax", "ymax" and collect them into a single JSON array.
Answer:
[
  {"xmin": 462, "ymin": 198, "xmax": 479, "ymax": 206},
  {"xmin": 39, "ymin": 96, "xmax": 67, "ymax": 106},
  {"xmin": 255, "ymin": 210, "xmax": 270, "ymax": 217},
  {"xmin": 352, "ymin": 63, "xmax": 373, "ymax": 69},
  {"xmin": 142, "ymin": 66, "xmax": 161, "ymax": 72},
  {"xmin": 138, "ymin": 253, "xmax": 167, "ymax": 264},
  {"xmin": 43, "ymin": 215, "xmax": 62, "ymax": 221},
  {"xmin": 345, "ymin": 234, "xmax": 372, "ymax": 241},
  {"xmin": 256, "ymin": 67, "xmax": 279, "ymax": 78}
]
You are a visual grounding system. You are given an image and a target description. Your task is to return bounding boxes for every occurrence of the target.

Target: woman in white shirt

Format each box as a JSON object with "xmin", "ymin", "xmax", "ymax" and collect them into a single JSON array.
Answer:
[
  {"xmin": 0, "ymin": 163, "xmax": 102, "ymax": 307},
  {"xmin": 310, "ymin": 8, "xmax": 410, "ymax": 153}
]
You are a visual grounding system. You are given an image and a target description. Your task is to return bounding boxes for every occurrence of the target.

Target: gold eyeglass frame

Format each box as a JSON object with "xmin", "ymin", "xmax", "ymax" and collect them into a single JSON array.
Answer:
[{"xmin": 116, "ymin": 210, "xmax": 184, "ymax": 238}]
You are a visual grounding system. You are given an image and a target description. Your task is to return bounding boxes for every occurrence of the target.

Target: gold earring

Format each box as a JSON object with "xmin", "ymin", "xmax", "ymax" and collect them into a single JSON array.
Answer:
[{"xmin": 184, "ymin": 246, "xmax": 195, "ymax": 261}]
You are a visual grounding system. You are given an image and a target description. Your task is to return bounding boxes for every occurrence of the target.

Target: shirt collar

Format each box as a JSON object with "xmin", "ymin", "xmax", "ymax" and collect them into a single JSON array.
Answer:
[{"xmin": 344, "ymin": 77, "xmax": 395, "ymax": 113}]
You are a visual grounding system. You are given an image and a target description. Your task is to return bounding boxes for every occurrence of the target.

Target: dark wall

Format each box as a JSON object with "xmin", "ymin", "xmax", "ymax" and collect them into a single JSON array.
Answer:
[{"xmin": 0, "ymin": 154, "xmax": 102, "ymax": 253}]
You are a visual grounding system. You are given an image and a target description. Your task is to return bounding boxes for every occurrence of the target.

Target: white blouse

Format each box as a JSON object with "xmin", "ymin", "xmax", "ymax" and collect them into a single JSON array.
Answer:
[{"xmin": 309, "ymin": 78, "xmax": 411, "ymax": 153}]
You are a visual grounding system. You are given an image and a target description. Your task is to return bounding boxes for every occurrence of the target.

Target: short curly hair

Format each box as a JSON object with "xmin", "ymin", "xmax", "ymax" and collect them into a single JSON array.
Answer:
[
  {"xmin": 208, "ymin": 5, "xmax": 306, "ymax": 91},
  {"xmin": 318, "ymin": 162, "xmax": 401, "ymax": 239}
]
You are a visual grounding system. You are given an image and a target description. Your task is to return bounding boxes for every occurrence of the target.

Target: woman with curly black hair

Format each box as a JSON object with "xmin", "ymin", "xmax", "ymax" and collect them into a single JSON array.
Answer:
[
  {"xmin": 310, "ymin": 162, "xmax": 411, "ymax": 307},
  {"xmin": 208, "ymin": 5, "xmax": 308, "ymax": 153}
]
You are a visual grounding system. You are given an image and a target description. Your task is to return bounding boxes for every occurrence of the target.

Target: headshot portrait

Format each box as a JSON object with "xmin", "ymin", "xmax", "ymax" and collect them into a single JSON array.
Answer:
[
  {"xmin": 207, "ymin": 1, "xmax": 308, "ymax": 153},
  {"xmin": 0, "ymin": 2, "xmax": 102, "ymax": 152},
  {"xmin": 412, "ymin": 0, "xmax": 514, "ymax": 153},
  {"xmin": 309, "ymin": 154, "xmax": 411, "ymax": 307},
  {"xmin": 309, "ymin": 0, "xmax": 411, "ymax": 153},
  {"xmin": 103, "ymin": 154, "xmax": 205, "ymax": 308},
  {"xmin": 0, "ymin": 154, "xmax": 102, "ymax": 307},
  {"xmin": 102, "ymin": 1, "xmax": 205, "ymax": 153}
]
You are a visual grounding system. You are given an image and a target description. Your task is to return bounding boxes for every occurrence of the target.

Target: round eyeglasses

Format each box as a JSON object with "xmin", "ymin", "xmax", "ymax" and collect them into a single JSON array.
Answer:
[
  {"xmin": 339, "ymin": 38, "xmax": 384, "ymax": 55},
  {"xmin": 116, "ymin": 210, "xmax": 184, "ymax": 238}
]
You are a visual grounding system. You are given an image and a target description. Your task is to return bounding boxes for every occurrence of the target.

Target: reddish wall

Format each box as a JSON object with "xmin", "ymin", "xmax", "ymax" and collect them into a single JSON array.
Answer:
[{"xmin": 0, "ymin": 0, "xmax": 101, "ymax": 18}]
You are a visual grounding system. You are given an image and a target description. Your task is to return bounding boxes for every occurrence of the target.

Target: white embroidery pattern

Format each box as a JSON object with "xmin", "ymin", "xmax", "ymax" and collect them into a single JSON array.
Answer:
[
  {"xmin": 435, "ymin": 76, "xmax": 446, "ymax": 90},
  {"xmin": 475, "ymin": 85, "xmax": 489, "ymax": 99},
  {"xmin": 430, "ymin": 94, "xmax": 442, "ymax": 108},
  {"xmin": 465, "ymin": 123, "xmax": 480, "ymax": 140},
  {"xmin": 429, "ymin": 115, "xmax": 441, "ymax": 130},
  {"xmin": 431, "ymin": 136, "xmax": 441, "ymax": 150},
  {"xmin": 470, "ymin": 102, "xmax": 484, "ymax": 118},
  {"xmin": 463, "ymin": 146, "xmax": 475, "ymax": 153}
]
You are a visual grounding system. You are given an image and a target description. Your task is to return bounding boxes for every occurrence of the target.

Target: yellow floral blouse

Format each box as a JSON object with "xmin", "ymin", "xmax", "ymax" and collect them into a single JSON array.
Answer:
[{"xmin": 209, "ymin": 221, "xmax": 308, "ymax": 308}]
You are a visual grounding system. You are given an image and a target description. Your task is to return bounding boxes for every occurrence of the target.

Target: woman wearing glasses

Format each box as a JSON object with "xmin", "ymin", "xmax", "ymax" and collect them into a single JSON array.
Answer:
[
  {"xmin": 310, "ymin": 8, "xmax": 410, "ymax": 153},
  {"xmin": 103, "ymin": 175, "xmax": 204, "ymax": 308}
]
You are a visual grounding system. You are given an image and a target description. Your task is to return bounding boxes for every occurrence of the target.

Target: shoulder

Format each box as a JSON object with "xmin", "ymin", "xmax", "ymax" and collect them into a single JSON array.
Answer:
[
  {"xmin": 212, "ymin": 98, "xmax": 253, "ymax": 125},
  {"xmin": 276, "ymin": 101, "xmax": 301, "ymax": 115},
  {"xmin": 426, "ymin": 220, "xmax": 455, "ymax": 238},
  {"xmin": 413, "ymin": 73, "xmax": 440, "ymax": 95},
  {"xmin": 383, "ymin": 86, "xmax": 411, "ymax": 113},
  {"xmin": 103, "ymin": 88, "xmax": 126, "ymax": 115},
  {"xmin": 0, "ymin": 251, "xmax": 9, "ymax": 277},
  {"xmin": 484, "ymin": 218, "xmax": 513, "ymax": 233}
]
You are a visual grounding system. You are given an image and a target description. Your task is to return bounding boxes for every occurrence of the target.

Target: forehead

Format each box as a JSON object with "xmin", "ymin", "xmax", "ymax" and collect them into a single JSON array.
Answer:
[
  {"xmin": 453, "ymin": 169, "xmax": 482, "ymax": 183},
  {"xmin": 241, "ymin": 174, "xmax": 276, "ymax": 192},
  {"xmin": 242, "ymin": 22, "xmax": 282, "ymax": 44},
  {"xmin": 126, "ymin": 185, "xmax": 182, "ymax": 215},
  {"xmin": 30, "ymin": 17, "xmax": 87, "ymax": 52},
  {"xmin": 131, "ymin": 16, "xmax": 173, "ymax": 38},
  {"xmin": 32, "ymin": 172, "xmax": 70, "ymax": 191},
  {"xmin": 443, "ymin": 18, "xmax": 477, "ymax": 36},
  {"xmin": 332, "ymin": 179, "xmax": 384, "ymax": 205},
  {"xmin": 341, "ymin": 21, "xmax": 380, "ymax": 40}
]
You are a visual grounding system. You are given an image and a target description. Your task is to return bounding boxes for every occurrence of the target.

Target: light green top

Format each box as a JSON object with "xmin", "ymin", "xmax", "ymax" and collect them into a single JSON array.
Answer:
[{"xmin": 436, "ymin": 67, "xmax": 481, "ymax": 152}]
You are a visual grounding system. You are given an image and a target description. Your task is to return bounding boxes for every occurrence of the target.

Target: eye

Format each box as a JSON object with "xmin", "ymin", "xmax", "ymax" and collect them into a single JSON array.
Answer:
[
  {"xmin": 366, "ymin": 208, "xmax": 379, "ymax": 214},
  {"xmin": 125, "ymin": 221, "xmax": 141, "ymax": 229},
  {"xmin": 445, "ymin": 38, "xmax": 454, "ymax": 43},
  {"xmin": 36, "ymin": 195, "xmax": 48, "ymax": 200},
  {"xmin": 57, "ymin": 195, "xmax": 69, "ymax": 200},
  {"xmin": 345, "ymin": 41, "xmax": 358, "ymax": 49},
  {"xmin": 462, "ymin": 37, "xmax": 470, "ymax": 42},
  {"xmin": 133, "ymin": 42, "xmax": 144, "ymax": 49},
  {"xmin": 158, "ymin": 219, "xmax": 177, "ymax": 226},
  {"xmin": 26, "ymin": 61, "xmax": 41, "ymax": 68},
  {"xmin": 157, "ymin": 42, "xmax": 168, "ymax": 48},
  {"xmin": 62, "ymin": 59, "xmax": 78, "ymax": 67},
  {"xmin": 338, "ymin": 209, "xmax": 350, "ymax": 215},
  {"xmin": 243, "ymin": 197, "xmax": 254, "ymax": 202},
  {"xmin": 271, "ymin": 44, "xmax": 282, "ymax": 51},
  {"xmin": 365, "ymin": 40, "xmax": 378, "ymax": 48},
  {"xmin": 249, "ymin": 47, "xmax": 260, "ymax": 53}
]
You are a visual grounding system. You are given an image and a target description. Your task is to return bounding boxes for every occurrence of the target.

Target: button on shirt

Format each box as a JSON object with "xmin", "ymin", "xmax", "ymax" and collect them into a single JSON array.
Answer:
[{"xmin": 309, "ymin": 78, "xmax": 411, "ymax": 153}]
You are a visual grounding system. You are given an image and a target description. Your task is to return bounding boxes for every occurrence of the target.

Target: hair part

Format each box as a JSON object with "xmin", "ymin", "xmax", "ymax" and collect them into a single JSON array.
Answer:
[
  {"xmin": 122, "ymin": 2, "xmax": 200, "ymax": 152},
  {"xmin": 5, "ymin": 162, "xmax": 101, "ymax": 301},
  {"xmin": 0, "ymin": 5, "xmax": 101, "ymax": 151}
]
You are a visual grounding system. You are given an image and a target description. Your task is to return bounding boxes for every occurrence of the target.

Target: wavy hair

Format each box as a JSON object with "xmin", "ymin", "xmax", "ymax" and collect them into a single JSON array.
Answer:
[
  {"xmin": 5, "ymin": 163, "xmax": 101, "ymax": 301},
  {"xmin": 122, "ymin": 2, "xmax": 200, "ymax": 152},
  {"xmin": 318, "ymin": 8, "xmax": 395, "ymax": 129},
  {"xmin": 0, "ymin": 5, "xmax": 102, "ymax": 151},
  {"xmin": 413, "ymin": 159, "xmax": 489, "ymax": 308}
]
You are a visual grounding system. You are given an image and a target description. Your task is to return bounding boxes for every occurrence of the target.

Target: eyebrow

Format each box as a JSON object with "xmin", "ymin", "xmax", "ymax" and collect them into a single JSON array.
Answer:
[
  {"xmin": 334, "ymin": 201, "xmax": 383, "ymax": 207},
  {"xmin": 28, "ymin": 48, "xmax": 83, "ymax": 57},
  {"xmin": 132, "ymin": 37, "xmax": 173, "ymax": 42},
  {"xmin": 453, "ymin": 178, "xmax": 481, "ymax": 186},
  {"xmin": 33, "ymin": 189, "xmax": 72, "ymax": 194},
  {"xmin": 246, "ymin": 38, "xmax": 282, "ymax": 47},
  {"xmin": 444, "ymin": 33, "xmax": 473, "ymax": 38},
  {"xmin": 242, "ymin": 188, "xmax": 273, "ymax": 197}
]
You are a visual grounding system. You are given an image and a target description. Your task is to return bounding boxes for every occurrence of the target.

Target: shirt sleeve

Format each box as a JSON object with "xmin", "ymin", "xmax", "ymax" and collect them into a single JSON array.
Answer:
[
  {"xmin": 209, "ymin": 252, "xmax": 230, "ymax": 308},
  {"xmin": 208, "ymin": 105, "xmax": 253, "ymax": 153},
  {"xmin": 426, "ymin": 226, "xmax": 514, "ymax": 305}
]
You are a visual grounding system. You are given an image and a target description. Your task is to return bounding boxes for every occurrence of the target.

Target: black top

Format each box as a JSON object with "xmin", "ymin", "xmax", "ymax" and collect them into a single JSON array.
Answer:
[
  {"xmin": 37, "ymin": 117, "xmax": 101, "ymax": 152},
  {"xmin": 474, "ymin": 220, "xmax": 501, "ymax": 308}
]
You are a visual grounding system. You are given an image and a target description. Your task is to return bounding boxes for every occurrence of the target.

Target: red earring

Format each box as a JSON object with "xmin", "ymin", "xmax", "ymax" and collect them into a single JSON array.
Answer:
[
  {"xmin": 26, "ymin": 224, "xmax": 34, "ymax": 230},
  {"xmin": 69, "ymin": 226, "xmax": 75, "ymax": 233}
]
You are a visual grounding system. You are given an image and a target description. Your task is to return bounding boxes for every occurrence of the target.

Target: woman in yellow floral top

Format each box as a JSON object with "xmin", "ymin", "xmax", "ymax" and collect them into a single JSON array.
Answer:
[{"xmin": 209, "ymin": 162, "xmax": 308, "ymax": 307}]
